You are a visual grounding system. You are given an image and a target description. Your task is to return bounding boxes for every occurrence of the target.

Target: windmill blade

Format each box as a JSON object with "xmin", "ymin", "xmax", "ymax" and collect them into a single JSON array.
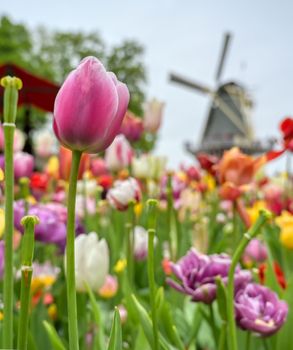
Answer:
[
  {"xmin": 169, "ymin": 72, "xmax": 214, "ymax": 95},
  {"xmin": 215, "ymin": 32, "xmax": 232, "ymax": 82}
]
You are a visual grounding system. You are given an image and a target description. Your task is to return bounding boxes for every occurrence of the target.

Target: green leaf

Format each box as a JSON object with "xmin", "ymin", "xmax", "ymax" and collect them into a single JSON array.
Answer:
[
  {"xmin": 43, "ymin": 321, "xmax": 66, "ymax": 350},
  {"xmin": 134, "ymin": 327, "xmax": 152, "ymax": 350},
  {"xmin": 131, "ymin": 294, "xmax": 154, "ymax": 346},
  {"xmin": 130, "ymin": 294, "xmax": 177, "ymax": 350},
  {"xmin": 276, "ymin": 276, "xmax": 293, "ymax": 350},
  {"xmin": 85, "ymin": 282, "xmax": 105, "ymax": 349},
  {"xmin": 155, "ymin": 287, "xmax": 164, "ymax": 313},
  {"xmin": 159, "ymin": 302, "xmax": 185, "ymax": 350},
  {"xmin": 107, "ymin": 308, "xmax": 122, "ymax": 350},
  {"xmin": 216, "ymin": 276, "xmax": 227, "ymax": 321}
]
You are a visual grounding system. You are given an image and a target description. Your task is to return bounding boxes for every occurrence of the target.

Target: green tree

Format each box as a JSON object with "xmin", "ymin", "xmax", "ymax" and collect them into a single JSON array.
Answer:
[
  {"xmin": 0, "ymin": 16, "xmax": 146, "ymax": 115},
  {"xmin": 107, "ymin": 40, "xmax": 146, "ymax": 115},
  {"xmin": 0, "ymin": 16, "xmax": 32, "ymax": 68}
]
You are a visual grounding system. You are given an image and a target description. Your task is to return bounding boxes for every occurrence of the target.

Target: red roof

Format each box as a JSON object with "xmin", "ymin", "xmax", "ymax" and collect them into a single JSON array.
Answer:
[{"xmin": 0, "ymin": 63, "xmax": 60, "ymax": 113}]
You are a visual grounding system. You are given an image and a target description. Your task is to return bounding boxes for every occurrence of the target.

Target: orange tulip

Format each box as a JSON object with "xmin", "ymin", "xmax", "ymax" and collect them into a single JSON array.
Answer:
[
  {"xmin": 217, "ymin": 147, "xmax": 265, "ymax": 186},
  {"xmin": 59, "ymin": 146, "xmax": 90, "ymax": 181}
]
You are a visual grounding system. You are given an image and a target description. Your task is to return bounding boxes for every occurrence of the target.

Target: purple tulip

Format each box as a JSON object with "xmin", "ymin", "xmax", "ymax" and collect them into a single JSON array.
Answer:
[
  {"xmin": 235, "ymin": 283, "xmax": 288, "ymax": 336},
  {"xmin": 167, "ymin": 248, "xmax": 251, "ymax": 304},
  {"xmin": 14, "ymin": 200, "xmax": 83, "ymax": 249},
  {"xmin": 53, "ymin": 56, "xmax": 129, "ymax": 154}
]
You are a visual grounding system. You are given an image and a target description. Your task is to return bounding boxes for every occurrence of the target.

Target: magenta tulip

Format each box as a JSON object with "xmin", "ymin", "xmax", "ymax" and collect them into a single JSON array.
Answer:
[{"xmin": 53, "ymin": 56, "xmax": 130, "ymax": 153}]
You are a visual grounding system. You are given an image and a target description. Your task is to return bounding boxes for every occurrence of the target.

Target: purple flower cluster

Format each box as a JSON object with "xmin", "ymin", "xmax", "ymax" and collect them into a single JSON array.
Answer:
[
  {"xmin": 167, "ymin": 249, "xmax": 251, "ymax": 304},
  {"xmin": 235, "ymin": 283, "xmax": 288, "ymax": 336},
  {"xmin": 14, "ymin": 200, "xmax": 84, "ymax": 249},
  {"xmin": 167, "ymin": 248, "xmax": 288, "ymax": 336}
]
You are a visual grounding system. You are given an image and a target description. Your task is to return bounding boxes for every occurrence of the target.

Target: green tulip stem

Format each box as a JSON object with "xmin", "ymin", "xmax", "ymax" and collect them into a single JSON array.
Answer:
[
  {"xmin": 166, "ymin": 174, "xmax": 174, "ymax": 260},
  {"xmin": 2, "ymin": 123, "xmax": 15, "ymax": 348},
  {"xmin": 126, "ymin": 201, "xmax": 135, "ymax": 287},
  {"xmin": 226, "ymin": 210, "xmax": 271, "ymax": 350},
  {"xmin": 147, "ymin": 199, "xmax": 159, "ymax": 350},
  {"xmin": 245, "ymin": 332, "xmax": 251, "ymax": 350},
  {"xmin": 18, "ymin": 215, "xmax": 39, "ymax": 350},
  {"xmin": 218, "ymin": 322, "xmax": 226, "ymax": 350},
  {"xmin": 1, "ymin": 75, "xmax": 22, "ymax": 349},
  {"xmin": 66, "ymin": 150, "xmax": 82, "ymax": 350},
  {"xmin": 209, "ymin": 304, "xmax": 218, "ymax": 344}
]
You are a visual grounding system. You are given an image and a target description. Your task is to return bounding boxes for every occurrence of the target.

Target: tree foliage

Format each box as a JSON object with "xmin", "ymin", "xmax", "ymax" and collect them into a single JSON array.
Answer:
[{"xmin": 0, "ymin": 15, "xmax": 146, "ymax": 115}]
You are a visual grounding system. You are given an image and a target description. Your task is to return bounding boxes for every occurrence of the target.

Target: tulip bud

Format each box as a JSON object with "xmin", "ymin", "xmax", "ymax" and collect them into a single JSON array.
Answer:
[{"xmin": 53, "ymin": 56, "xmax": 129, "ymax": 153}]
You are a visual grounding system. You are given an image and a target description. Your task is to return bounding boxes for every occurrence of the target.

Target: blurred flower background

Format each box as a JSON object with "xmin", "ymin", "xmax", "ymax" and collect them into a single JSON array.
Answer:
[{"xmin": 0, "ymin": 2, "xmax": 292, "ymax": 350}]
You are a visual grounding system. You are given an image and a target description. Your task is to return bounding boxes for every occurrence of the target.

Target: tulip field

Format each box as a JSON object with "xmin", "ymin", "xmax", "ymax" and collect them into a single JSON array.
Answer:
[{"xmin": 0, "ymin": 57, "xmax": 293, "ymax": 350}]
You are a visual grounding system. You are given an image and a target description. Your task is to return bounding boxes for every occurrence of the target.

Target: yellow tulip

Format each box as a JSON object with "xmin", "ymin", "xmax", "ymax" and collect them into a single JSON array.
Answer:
[
  {"xmin": 247, "ymin": 201, "xmax": 268, "ymax": 225},
  {"xmin": 46, "ymin": 156, "xmax": 59, "ymax": 177},
  {"xmin": 276, "ymin": 211, "xmax": 293, "ymax": 249}
]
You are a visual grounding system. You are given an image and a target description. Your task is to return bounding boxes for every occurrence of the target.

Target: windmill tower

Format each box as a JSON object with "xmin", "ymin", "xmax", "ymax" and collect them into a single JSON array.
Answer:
[{"xmin": 169, "ymin": 33, "xmax": 275, "ymax": 155}]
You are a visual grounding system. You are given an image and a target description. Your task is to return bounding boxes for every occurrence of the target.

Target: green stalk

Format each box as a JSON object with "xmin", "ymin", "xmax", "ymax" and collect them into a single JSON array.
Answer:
[
  {"xmin": 126, "ymin": 202, "xmax": 135, "ymax": 287},
  {"xmin": 19, "ymin": 177, "xmax": 30, "ymax": 215},
  {"xmin": 66, "ymin": 150, "xmax": 82, "ymax": 350},
  {"xmin": 209, "ymin": 304, "xmax": 218, "ymax": 344},
  {"xmin": 1, "ymin": 75, "xmax": 22, "ymax": 349},
  {"xmin": 218, "ymin": 322, "xmax": 226, "ymax": 350},
  {"xmin": 82, "ymin": 176, "xmax": 89, "ymax": 226},
  {"xmin": 226, "ymin": 210, "xmax": 271, "ymax": 350},
  {"xmin": 147, "ymin": 199, "xmax": 159, "ymax": 350},
  {"xmin": 3, "ymin": 123, "xmax": 15, "ymax": 348},
  {"xmin": 245, "ymin": 332, "xmax": 251, "ymax": 350},
  {"xmin": 18, "ymin": 215, "xmax": 39, "ymax": 350},
  {"xmin": 166, "ymin": 174, "xmax": 174, "ymax": 260}
]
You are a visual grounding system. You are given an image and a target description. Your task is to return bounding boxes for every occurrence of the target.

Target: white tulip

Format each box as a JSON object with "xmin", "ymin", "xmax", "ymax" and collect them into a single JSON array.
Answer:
[
  {"xmin": 143, "ymin": 98, "xmax": 165, "ymax": 133},
  {"xmin": 34, "ymin": 128, "xmax": 57, "ymax": 158},
  {"xmin": 73, "ymin": 232, "xmax": 109, "ymax": 292},
  {"xmin": 77, "ymin": 179, "xmax": 97, "ymax": 197},
  {"xmin": 107, "ymin": 177, "xmax": 141, "ymax": 211},
  {"xmin": 132, "ymin": 154, "xmax": 167, "ymax": 180}
]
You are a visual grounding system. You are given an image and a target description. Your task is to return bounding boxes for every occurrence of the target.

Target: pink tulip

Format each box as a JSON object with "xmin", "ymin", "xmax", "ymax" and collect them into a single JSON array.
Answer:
[
  {"xmin": 53, "ymin": 56, "xmax": 129, "ymax": 153},
  {"xmin": 119, "ymin": 111, "xmax": 144, "ymax": 142},
  {"xmin": 98, "ymin": 274, "xmax": 118, "ymax": 298},
  {"xmin": 14, "ymin": 152, "xmax": 34, "ymax": 180},
  {"xmin": 0, "ymin": 152, "xmax": 34, "ymax": 180},
  {"xmin": 243, "ymin": 239, "xmax": 268, "ymax": 266},
  {"xmin": 90, "ymin": 157, "xmax": 108, "ymax": 177},
  {"xmin": 105, "ymin": 134, "xmax": 133, "ymax": 172}
]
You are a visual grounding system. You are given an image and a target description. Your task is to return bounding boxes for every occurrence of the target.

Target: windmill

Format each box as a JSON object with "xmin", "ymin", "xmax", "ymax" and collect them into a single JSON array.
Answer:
[{"xmin": 169, "ymin": 32, "xmax": 275, "ymax": 156}]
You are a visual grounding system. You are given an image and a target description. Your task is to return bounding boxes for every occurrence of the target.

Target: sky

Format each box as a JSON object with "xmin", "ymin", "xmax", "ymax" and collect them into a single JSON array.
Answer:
[{"xmin": 1, "ymin": 0, "xmax": 293, "ymax": 171}]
